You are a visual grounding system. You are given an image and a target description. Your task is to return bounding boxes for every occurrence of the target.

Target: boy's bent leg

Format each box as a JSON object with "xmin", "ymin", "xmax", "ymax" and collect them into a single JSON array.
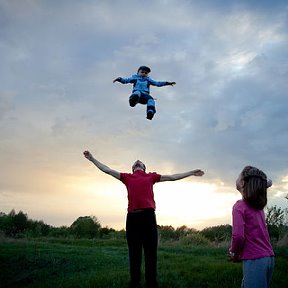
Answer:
[{"xmin": 129, "ymin": 91, "xmax": 141, "ymax": 107}]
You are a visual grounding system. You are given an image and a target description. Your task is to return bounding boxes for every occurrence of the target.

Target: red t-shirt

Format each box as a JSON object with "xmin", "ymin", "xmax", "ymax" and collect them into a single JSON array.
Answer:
[{"xmin": 120, "ymin": 170, "xmax": 161, "ymax": 211}]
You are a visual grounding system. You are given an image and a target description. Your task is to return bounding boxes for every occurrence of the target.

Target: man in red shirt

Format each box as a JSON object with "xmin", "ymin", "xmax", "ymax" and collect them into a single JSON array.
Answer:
[{"xmin": 83, "ymin": 151, "xmax": 204, "ymax": 288}]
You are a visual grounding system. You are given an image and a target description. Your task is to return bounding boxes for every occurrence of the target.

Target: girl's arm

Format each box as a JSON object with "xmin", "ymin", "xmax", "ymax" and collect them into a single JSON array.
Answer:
[
  {"xmin": 229, "ymin": 205, "xmax": 245, "ymax": 260},
  {"xmin": 83, "ymin": 151, "xmax": 121, "ymax": 180},
  {"xmin": 160, "ymin": 169, "xmax": 204, "ymax": 182}
]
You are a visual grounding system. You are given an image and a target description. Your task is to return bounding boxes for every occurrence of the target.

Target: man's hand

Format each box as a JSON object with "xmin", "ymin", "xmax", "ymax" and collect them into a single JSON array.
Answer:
[
  {"xmin": 168, "ymin": 82, "xmax": 176, "ymax": 86},
  {"xmin": 83, "ymin": 150, "xmax": 93, "ymax": 161},
  {"xmin": 192, "ymin": 169, "xmax": 205, "ymax": 176}
]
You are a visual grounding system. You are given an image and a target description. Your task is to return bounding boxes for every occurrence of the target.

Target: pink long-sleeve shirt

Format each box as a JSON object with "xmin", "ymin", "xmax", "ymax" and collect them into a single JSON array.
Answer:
[{"xmin": 231, "ymin": 199, "xmax": 274, "ymax": 260}]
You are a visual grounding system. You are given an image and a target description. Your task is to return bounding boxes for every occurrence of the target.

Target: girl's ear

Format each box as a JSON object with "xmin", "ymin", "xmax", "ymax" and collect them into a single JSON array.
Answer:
[
  {"xmin": 239, "ymin": 179, "xmax": 245, "ymax": 190},
  {"xmin": 236, "ymin": 176, "xmax": 245, "ymax": 192}
]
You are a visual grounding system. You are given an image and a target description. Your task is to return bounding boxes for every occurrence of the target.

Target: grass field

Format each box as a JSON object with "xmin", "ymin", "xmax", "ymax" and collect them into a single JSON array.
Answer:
[{"xmin": 0, "ymin": 238, "xmax": 287, "ymax": 288}]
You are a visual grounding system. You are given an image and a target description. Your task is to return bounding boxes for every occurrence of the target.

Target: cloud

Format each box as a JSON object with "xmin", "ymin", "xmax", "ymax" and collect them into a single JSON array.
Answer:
[
  {"xmin": 0, "ymin": 0, "xmax": 288, "ymax": 227},
  {"xmin": 0, "ymin": 92, "xmax": 15, "ymax": 119}
]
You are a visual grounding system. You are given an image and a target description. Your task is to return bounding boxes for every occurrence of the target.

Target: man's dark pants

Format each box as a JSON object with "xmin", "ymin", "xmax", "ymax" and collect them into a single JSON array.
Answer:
[{"xmin": 126, "ymin": 208, "xmax": 158, "ymax": 288}]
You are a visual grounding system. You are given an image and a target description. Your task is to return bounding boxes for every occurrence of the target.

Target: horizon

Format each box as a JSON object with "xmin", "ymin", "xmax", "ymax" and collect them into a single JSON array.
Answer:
[{"xmin": 0, "ymin": 204, "xmax": 234, "ymax": 231}]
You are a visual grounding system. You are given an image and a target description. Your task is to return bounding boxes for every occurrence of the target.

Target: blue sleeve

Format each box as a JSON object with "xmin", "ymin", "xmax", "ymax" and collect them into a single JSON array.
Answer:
[
  {"xmin": 118, "ymin": 75, "xmax": 137, "ymax": 84},
  {"xmin": 148, "ymin": 78, "xmax": 169, "ymax": 87}
]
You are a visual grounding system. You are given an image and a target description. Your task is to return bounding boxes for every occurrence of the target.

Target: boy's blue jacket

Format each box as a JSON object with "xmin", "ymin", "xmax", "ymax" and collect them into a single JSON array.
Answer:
[{"xmin": 117, "ymin": 74, "xmax": 169, "ymax": 94}]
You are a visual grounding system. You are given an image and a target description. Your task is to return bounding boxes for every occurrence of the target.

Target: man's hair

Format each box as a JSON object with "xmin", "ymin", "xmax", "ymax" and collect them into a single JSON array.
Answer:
[
  {"xmin": 137, "ymin": 66, "xmax": 151, "ymax": 73},
  {"xmin": 241, "ymin": 166, "xmax": 268, "ymax": 210}
]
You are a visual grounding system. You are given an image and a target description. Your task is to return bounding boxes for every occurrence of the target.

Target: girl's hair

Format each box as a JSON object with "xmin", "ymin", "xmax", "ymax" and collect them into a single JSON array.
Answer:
[{"xmin": 241, "ymin": 166, "xmax": 268, "ymax": 210}]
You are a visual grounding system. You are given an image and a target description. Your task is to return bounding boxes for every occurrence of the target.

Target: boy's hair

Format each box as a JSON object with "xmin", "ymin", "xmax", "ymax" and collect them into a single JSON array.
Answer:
[
  {"xmin": 137, "ymin": 66, "xmax": 151, "ymax": 73},
  {"xmin": 241, "ymin": 166, "xmax": 268, "ymax": 210}
]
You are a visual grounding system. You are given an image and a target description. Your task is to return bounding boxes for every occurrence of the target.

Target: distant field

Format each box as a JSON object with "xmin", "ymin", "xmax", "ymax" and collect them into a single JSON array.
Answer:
[{"xmin": 0, "ymin": 238, "xmax": 287, "ymax": 288}]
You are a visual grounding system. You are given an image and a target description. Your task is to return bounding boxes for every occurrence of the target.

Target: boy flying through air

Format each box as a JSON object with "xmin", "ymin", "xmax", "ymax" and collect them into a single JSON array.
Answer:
[{"xmin": 113, "ymin": 66, "xmax": 176, "ymax": 120}]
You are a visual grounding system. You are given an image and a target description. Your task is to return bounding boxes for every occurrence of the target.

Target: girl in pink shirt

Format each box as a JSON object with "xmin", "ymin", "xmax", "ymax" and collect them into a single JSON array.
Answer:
[{"xmin": 229, "ymin": 166, "xmax": 274, "ymax": 288}]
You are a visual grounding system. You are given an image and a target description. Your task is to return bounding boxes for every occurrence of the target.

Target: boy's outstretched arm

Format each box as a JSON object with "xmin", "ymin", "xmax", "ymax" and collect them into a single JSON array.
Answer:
[
  {"xmin": 83, "ymin": 151, "xmax": 121, "ymax": 180},
  {"xmin": 160, "ymin": 169, "xmax": 204, "ymax": 182}
]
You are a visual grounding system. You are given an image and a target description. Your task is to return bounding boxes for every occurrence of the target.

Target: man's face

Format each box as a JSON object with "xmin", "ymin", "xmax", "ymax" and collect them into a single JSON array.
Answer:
[
  {"xmin": 137, "ymin": 69, "xmax": 149, "ymax": 77},
  {"xmin": 132, "ymin": 160, "xmax": 146, "ymax": 172}
]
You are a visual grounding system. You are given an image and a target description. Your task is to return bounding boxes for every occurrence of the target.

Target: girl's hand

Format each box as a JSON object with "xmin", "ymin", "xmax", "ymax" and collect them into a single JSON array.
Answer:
[{"xmin": 227, "ymin": 250, "xmax": 241, "ymax": 263}]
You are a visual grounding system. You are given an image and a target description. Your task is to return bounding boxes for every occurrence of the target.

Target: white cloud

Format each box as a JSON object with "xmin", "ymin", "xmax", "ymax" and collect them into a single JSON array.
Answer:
[{"xmin": 0, "ymin": 0, "xmax": 287, "ymax": 228}]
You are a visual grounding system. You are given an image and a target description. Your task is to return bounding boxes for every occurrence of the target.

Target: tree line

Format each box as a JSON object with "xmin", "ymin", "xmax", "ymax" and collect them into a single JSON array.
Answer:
[
  {"xmin": 0, "ymin": 202, "xmax": 287, "ymax": 244},
  {"xmin": 0, "ymin": 210, "xmax": 115, "ymax": 239}
]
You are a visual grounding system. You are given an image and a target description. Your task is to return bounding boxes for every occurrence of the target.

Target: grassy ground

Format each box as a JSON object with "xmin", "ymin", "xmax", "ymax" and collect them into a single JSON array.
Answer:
[{"xmin": 0, "ymin": 238, "xmax": 287, "ymax": 288}]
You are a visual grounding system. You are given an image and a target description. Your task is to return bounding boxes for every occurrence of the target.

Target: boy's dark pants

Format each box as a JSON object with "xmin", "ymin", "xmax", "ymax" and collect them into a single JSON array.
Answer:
[
  {"xmin": 129, "ymin": 92, "xmax": 156, "ymax": 114},
  {"xmin": 126, "ymin": 209, "xmax": 158, "ymax": 288}
]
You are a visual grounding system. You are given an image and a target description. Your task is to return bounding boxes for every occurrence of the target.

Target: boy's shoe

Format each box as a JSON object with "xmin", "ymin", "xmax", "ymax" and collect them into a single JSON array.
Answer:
[
  {"xmin": 146, "ymin": 110, "xmax": 154, "ymax": 120},
  {"xmin": 129, "ymin": 94, "xmax": 140, "ymax": 107}
]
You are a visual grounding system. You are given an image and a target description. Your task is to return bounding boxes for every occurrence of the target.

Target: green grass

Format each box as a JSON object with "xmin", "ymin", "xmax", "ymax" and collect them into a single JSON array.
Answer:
[{"xmin": 0, "ymin": 238, "xmax": 287, "ymax": 288}]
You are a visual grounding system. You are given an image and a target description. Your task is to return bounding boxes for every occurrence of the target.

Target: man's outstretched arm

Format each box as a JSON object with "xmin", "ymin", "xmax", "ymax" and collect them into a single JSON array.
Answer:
[
  {"xmin": 83, "ymin": 151, "xmax": 121, "ymax": 180},
  {"xmin": 160, "ymin": 169, "xmax": 204, "ymax": 182}
]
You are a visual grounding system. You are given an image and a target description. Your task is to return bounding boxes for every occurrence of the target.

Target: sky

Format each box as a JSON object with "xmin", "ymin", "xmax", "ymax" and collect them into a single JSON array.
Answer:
[{"xmin": 0, "ymin": 0, "xmax": 288, "ymax": 230}]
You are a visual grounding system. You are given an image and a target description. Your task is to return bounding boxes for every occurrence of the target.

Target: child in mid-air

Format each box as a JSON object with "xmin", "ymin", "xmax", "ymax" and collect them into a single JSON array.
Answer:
[
  {"xmin": 229, "ymin": 166, "xmax": 274, "ymax": 288},
  {"xmin": 113, "ymin": 66, "xmax": 176, "ymax": 120}
]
